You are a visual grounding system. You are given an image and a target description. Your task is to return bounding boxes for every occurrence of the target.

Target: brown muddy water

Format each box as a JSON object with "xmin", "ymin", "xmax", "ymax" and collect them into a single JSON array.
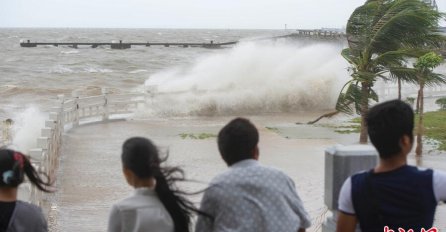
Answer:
[{"xmin": 45, "ymin": 114, "xmax": 446, "ymax": 232}]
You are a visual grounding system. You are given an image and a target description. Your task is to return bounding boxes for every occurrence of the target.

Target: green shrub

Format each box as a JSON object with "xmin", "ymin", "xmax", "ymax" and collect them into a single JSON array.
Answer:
[
  {"xmin": 435, "ymin": 97, "xmax": 446, "ymax": 110},
  {"xmin": 405, "ymin": 97, "xmax": 415, "ymax": 106}
]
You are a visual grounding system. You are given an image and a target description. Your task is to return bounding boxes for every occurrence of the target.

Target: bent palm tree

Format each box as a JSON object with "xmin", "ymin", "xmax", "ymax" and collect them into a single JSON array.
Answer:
[
  {"xmin": 414, "ymin": 52, "xmax": 445, "ymax": 156},
  {"xmin": 337, "ymin": 0, "xmax": 445, "ymax": 143}
]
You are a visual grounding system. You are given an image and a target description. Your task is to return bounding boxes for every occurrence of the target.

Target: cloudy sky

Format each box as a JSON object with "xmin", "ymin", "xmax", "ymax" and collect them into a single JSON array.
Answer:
[{"xmin": 1, "ymin": 0, "xmax": 445, "ymax": 29}]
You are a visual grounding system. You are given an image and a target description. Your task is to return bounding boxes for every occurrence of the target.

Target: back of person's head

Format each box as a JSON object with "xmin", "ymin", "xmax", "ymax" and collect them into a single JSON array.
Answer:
[
  {"xmin": 366, "ymin": 100, "xmax": 414, "ymax": 159},
  {"xmin": 0, "ymin": 148, "xmax": 52, "ymax": 192},
  {"xmin": 121, "ymin": 137, "xmax": 197, "ymax": 232},
  {"xmin": 0, "ymin": 149, "xmax": 24, "ymax": 187},
  {"xmin": 121, "ymin": 137, "xmax": 160, "ymax": 178},
  {"xmin": 218, "ymin": 118, "xmax": 259, "ymax": 166}
]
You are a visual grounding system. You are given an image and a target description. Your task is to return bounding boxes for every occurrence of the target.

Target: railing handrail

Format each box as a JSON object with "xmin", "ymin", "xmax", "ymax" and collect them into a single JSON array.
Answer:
[{"xmin": 19, "ymin": 88, "xmax": 146, "ymax": 207}]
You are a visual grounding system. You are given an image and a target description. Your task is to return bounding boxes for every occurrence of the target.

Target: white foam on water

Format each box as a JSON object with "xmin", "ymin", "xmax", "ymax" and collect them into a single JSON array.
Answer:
[
  {"xmin": 49, "ymin": 65, "xmax": 113, "ymax": 74},
  {"xmin": 142, "ymin": 41, "xmax": 349, "ymax": 116},
  {"xmin": 83, "ymin": 67, "xmax": 113, "ymax": 73},
  {"xmin": 9, "ymin": 106, "xmax": 47, "ymax": 153},
  {"xmin": 49, "ymin": 65, "xmax": 74, "ymax": 74},
  {"xmin": 129, "ymin": 69, "xmax": 149, "ymax": 74},
  {"xmin": 61, "ymin": 50, "xmax": 80, "ymax": 54}
]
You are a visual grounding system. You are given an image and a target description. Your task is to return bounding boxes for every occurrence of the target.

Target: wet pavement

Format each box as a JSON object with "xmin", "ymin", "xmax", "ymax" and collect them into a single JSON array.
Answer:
[{"xmin": 46, "ymin": 115, "xmax": 446, "ymax": 231}]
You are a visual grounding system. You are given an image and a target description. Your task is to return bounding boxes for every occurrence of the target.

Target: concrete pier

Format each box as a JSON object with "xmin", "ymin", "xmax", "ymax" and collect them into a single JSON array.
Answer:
[
  {"xmin": 20, "ymin": 40, "xmax": 232, "ymax": 49},
  {"xmin": 19, "ymin": 29, "xmax": 349, "ymax": 49}
]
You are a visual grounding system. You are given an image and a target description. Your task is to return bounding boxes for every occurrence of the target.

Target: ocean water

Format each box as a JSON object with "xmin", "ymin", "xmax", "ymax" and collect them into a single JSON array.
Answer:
[
  {"xmin": 0, "ymin": 28, "xmax": 348, "ymax": 118},
  {"xmin": 0, "ymin": 28, "xmax": 351, "ymax": 152},
  {"xmin": 0, "ymin": 28, "xmax": 284, "ymax": 117}
]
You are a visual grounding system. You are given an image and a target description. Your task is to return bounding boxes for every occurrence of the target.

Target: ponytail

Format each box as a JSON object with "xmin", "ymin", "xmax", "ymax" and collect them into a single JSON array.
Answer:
[
  {"xmin": 0, "ymin": 149, "xmax": 53, "ymax": 192},
  {"xmin": 121, "ymin": 137, "xmax": 211, "ymax": 232},
  {"xmin": 154, "ymin": 166, "xmax": 193, "ymax": 232},
  {"xmin": 22, "ymin": 154, "xmax": 53, "ymax": 193}
]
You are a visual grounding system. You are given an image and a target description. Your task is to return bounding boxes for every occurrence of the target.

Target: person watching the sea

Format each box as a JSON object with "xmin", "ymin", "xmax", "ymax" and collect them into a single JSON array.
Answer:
[
  {"xmin": 0, "ymin": 148, "xmax": 53, "ymax": 232},
  {"xmin": 195, "ymin": 117, "xmax": 311, "ymax": 232},
  {"xmin": 336, "ymin": 100, "xmax": 446, "ymax": 232},
  {"xmin": 107, "ymin": 137, "xmax": 203, "ymax": 232}
]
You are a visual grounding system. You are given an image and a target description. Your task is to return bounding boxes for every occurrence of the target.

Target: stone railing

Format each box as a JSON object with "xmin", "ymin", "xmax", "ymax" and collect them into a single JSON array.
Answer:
[
  {"xmin": 375, "ymin": 81, "xmax": 446, "ymax": 101},
  {"xmin": 19, "ymin": 89, "xmax": 146, "ymax": 206},
  {"xmin": 1, "ymin": 119, "xmax": 13, "ymax": 147}
]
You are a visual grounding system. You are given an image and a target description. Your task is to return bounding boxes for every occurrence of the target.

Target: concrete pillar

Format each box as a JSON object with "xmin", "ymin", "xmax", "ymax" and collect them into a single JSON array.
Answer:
[{"xmin": 322, "ymin": 144, "xmax": 378, "ymax": 232}]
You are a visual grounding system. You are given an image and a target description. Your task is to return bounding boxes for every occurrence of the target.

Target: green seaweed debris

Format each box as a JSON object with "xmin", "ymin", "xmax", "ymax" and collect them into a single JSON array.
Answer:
[{"xmin": 179, "ymin": 133, "xmax": 217, "ymax": 140}]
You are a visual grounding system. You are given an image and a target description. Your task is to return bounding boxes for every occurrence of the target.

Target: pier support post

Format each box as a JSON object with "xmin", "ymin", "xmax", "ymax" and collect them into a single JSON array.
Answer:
[{"xmin": 322, "ymin": 144, "xmax": 378, "ymax": 232}]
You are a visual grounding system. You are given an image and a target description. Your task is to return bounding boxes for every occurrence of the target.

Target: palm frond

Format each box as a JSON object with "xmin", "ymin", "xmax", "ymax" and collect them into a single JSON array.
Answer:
[
  {"xmin": 335, "ymin": 81, "xmax": 363, "ymax": 115},
  {"xmin": 388, "ymin": 66, "xmax": 418, "ymax": 84}
]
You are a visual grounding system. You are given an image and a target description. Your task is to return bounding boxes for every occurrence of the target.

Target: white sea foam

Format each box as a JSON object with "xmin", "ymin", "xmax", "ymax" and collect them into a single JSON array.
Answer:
[
  {"xmin": 61, "ymin": 50, "xmax": 80, "ymax": 54},
  {"xmin": 129, "ymin": 69, "xmax": 149, "ymax": 74},
  {"xmin": 49, "ymin": 65, "xmax": 74, "ymax": 74},
  {"xmin": 9, "ymin": 106, "xmax": 47, "ymax": 153},
  {"xmin": 84, "ymin": 67, "xmax": 113, "ymax": 73},
  {"xmin": 49, "ymin": 65, "xmax": 113, "ymax": 74},
  {"xmin": 142, "ymin": 41, "xmax": 349, "ymax": 116}
]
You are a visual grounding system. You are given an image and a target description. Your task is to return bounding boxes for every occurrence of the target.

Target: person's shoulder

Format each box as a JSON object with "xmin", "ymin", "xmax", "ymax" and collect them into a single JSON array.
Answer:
[
  {"xmin": 16, "ymin": 200, "xmax": 43, "ymax": 214},
  {"xmin": 433, "ymin": 169, "xmax": 446, "ymax": 176},
  {"xmin": 14, "ymin": 201, "xmax": 46, "ymax": 227},
  {"xmin": 114, "ymin": 192, "xmax": 162, "ymax": 211},
  {"xmin": 253, "ymin": 164, "xmax": 288, "ymax": 178},
  {"xmin": 433, "ymin": 169, "xmax": 446, "ymax": 182},
  {"xmin": 350, "ymin": 170, "xmax": 369, "ymax": 180},
  {"xmin": 209, "ymin": 168, "xmax": 234, "ymax": 184}
]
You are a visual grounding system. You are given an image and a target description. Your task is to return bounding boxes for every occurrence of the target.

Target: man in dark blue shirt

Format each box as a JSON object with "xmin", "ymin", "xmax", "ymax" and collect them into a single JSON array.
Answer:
[{"xmin": 337, "ymin": 100, "xmax": 446, "ymax": 232}]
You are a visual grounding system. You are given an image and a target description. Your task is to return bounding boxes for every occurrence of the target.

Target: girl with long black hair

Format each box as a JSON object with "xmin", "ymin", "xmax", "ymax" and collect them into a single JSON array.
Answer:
[
  {"xmin": 107, "ymin": 137, "xmax": 202, "ymax": 232},
  {"xmin": 0, "ymin": 148, "xmax": 53, "ymax": 232}
]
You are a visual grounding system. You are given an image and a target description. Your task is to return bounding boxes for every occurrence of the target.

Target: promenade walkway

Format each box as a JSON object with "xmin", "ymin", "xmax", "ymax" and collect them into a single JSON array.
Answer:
[
  {"xmin": 47, "ymin": 116, "xmax": 446, "ymax": 231},
  {"xmin": 48, "ymin": 115, "xmax": 336, "ymax": 231}
]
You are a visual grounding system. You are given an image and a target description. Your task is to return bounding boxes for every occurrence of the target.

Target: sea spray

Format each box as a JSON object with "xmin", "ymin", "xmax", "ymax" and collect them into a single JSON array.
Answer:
[
  {"xmin": 10, "ymin": 106, "xmax": 47, "ymax": 153},
  {"xmin": 142, "ymin": 41, "xmax": 349, "ymax": 116}
]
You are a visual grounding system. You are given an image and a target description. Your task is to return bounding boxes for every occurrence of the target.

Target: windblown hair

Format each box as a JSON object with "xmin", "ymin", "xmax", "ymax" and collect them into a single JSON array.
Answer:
[
  {"xmin": 366, "ymin": 100, "xmax": 414, "ymax": 159},
  {"xmin": 0, "ymin": 148, "xmax": 53, "ymax": 192},
  {"xmin": 218, "ymin": 117, "xmax": 259, "ymax": 166},
  {"xmin": 121, "ymin": 137, "xmax": 201, "ymax": 232}
]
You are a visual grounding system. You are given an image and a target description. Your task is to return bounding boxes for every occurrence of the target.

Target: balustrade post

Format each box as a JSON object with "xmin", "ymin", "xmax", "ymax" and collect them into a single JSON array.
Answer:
[
  {"xmin": 2, "ymin": 119, "xmax": 13, "ymax": 145},
  {"xmin": 72, "ymin": 92, "xmax": 80, "ymax": 127},
  {"xmin": 27, "ymin": 150, "xmax": 43, "ymax": 206},
  {"xmin": 49, "ymin": 112, "xmax": 62, "ymax": 175},
  {"xmin": 41, "ymin": 128, "xmax": 52, "ymax": 176},
  {"xmin": 102, "ymin": 88, "xmax": 109, "ymax": 121}
]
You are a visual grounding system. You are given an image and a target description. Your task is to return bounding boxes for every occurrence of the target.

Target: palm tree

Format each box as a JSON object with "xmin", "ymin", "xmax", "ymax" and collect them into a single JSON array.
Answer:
[
  {"xmin": 337, "ymin": 0, "xmax": 444, "ymax": 143},
  {"xmin": 414, "ymin": 52, "xmax": 445, "ymax": 156}
]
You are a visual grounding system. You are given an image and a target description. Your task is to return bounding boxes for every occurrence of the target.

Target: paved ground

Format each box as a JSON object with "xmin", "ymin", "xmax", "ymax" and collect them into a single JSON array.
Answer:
[{"xmin": 46, "ymin": 116, "xmax": 446, "ymax": 231}]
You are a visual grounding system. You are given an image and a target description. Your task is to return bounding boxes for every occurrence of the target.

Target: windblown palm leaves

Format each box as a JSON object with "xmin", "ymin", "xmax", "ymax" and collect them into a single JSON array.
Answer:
[{"xmin": 337, "ymin": 0, "xmax": 445, "ymax": 143}]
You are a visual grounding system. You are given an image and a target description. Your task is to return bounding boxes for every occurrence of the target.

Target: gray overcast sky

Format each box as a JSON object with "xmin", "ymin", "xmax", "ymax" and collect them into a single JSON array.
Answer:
[{"xmin": 1, "ymin": 0, "xmax": 445, "ymax": 29}]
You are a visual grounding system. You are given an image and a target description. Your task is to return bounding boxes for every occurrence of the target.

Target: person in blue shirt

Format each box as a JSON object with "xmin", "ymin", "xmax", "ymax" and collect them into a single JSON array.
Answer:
[
  {"xmin": 337, "ymin": 100, "xmax": 446, "ymax": 232},
  {"xmin": 196, "ymin": 118, "xmax": 311, "ymax": 232}
]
